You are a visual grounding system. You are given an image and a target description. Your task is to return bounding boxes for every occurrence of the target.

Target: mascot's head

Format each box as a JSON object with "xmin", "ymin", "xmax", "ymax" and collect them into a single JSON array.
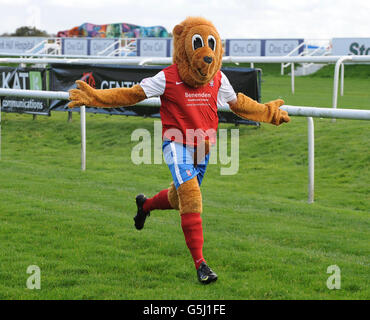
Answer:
[{"xmin": 172, "ymin": 17, "xmax": 223, "ymax": 88}]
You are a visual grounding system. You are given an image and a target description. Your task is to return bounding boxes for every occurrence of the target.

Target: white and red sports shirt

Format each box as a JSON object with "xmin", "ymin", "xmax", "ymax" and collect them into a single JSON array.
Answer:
[{"xmin": 140, "ymin": 64, "xmax": 236, "ymax": 146}]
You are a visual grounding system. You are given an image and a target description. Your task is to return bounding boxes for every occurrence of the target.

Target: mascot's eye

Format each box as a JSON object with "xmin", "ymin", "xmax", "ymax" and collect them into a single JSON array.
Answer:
[
  {"xmin": 208, "ymin": 35, "xmax": 216, "ymax": 51},
  {"xmin": 192, "ymin": 34, "xmax": 204, "ymax": 50}
]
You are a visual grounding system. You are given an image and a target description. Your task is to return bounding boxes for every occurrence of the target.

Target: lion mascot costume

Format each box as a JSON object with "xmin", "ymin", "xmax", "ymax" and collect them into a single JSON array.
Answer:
[{"xmin": 69, "ymin": 17, "xmax": 290, "ymax": 284}]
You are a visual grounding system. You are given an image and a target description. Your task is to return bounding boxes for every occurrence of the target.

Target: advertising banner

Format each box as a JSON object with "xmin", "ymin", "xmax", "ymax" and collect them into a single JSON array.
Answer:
[
  {"xmin": 264, "ymin": 39, "xmax": 303, "ymax": 56},
  {"xmin": 137, "ymin": 39, "xmax": 172, "ymax": 57},
  {"xmin": 49, "ymin": 64, "xmax": 260, "ymax": 125},
  {"xmin": 332, "ymin": 38, "xmax": 370, "ymax": 56},
  {"xmin": 0, "ymin": 67, "xmax": 49, "ymax": 114},
  {"xmin": 89, "ymin": 39, "xmax": 118, "ymax": 56},
  {"xmin": 62, "ymin": 38, "xmax": 89, "ymax": 55},
  {"xmin": 225, "ymin": 39, "xmax": 262, "ymax": 56},
  {"xmin": 225, "ymin": 39, "xmax": 304, "ymax": 56},
  {"xmin": 0, "ymin": 37, "xmax": 46, "ymax": 54}
]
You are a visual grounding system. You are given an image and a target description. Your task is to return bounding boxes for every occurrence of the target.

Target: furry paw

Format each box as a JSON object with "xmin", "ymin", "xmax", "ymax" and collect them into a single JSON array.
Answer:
[
  {"xmin": 68, "ymin": 80, "xmax": 95, "ymax": 108},
  {"xmin": 279, "ymin": 109, "xmax": 291, "ymax": 124},
  {"xmin": 266, "ymin": 99, "xmax": 291, "ymax": 125}
]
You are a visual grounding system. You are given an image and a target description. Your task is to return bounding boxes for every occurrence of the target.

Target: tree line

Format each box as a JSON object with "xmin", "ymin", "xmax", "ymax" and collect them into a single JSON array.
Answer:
[{"xmin": 1, "ymin": 26, "xmax": 52, "ymax": 37}]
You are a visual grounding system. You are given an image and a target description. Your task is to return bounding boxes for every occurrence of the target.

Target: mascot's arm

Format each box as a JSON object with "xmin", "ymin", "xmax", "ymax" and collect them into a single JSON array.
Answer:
[
  {"xmin": 68, "ymin": 80, "xmax": 147, "ymax": 108},
  {"xmin": 228, "ymin": 93, "xmax": 290, "ymax": 125}
]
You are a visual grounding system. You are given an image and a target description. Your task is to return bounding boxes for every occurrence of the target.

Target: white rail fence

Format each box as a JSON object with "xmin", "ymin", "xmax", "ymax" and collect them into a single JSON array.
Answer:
[
  {"xmin": 1, "ymin": 54, "xmax": 369, "ymax": 110},
  {"xmin": 1, "ymin": 88, "xmax": 369, "ymax": 204}
]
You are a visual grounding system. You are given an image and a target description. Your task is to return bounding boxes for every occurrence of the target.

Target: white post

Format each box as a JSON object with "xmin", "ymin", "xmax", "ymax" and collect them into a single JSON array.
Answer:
[
  {"xmin": 80, "ymin": 106, "xmax": 86, "ymax": 171},
  {"xmin": 333, "ymin": 56, "xmax": 352, "ymax": 110},
  {"xmin": 340, "ymin": 63, "xmax": 344, "ymax": 96},
  {"xmin": 250, "ymin": 62, "xmax": 254, "ymax": 68},
  {"xmin": 281, "ymin": 63, "xmax": 284, "ymax": 75},
  {"xmin": 291, "ymin": 63, "xmax": 295, "ymax": 94},
  {"xmin": 307, "ymin": 117, "xmax": 314, "ymax": 204}
]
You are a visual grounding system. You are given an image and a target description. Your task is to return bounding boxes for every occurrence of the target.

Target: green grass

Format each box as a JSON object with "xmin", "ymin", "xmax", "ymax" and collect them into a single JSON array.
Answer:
[
  {"xmin": 0, "ymin": 68, "xmax": 369, "ymax": 300},
  {"xmin": 310, "ymin": 64, "xmax": 370, "ymax": 79}
]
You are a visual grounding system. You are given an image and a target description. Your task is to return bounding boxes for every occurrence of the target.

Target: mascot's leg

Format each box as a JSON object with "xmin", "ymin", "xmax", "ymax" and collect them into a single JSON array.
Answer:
[
  {"xmin": 134, "ymin": 183, "xmax": 178, "ymax": 230},
  {"xmin": 178, "ymin": 177, "xmax": 204, "ymax": 268},
  {"xmin": 136, "ymin": 140, "xmax": 217, "ymax": 283},
  {"xmin": 161, "ymin": 141, "xmax": 217, "ymax": 284},
  {"xmin": 143, "ymin": 181, "xmax": 179, "ymax": 212},
  {"xmin": 178, "ymin": 177, "xmax": 217, "ymax": 284},
  {"xmin": 143, "ymin": 188, "xmax": 172, "ymax": 212}
]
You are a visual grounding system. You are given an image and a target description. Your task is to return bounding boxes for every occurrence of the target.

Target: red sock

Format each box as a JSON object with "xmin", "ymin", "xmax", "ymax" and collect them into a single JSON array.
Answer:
[
  {"xmin": 181, "ymin": 212, "xmax": 205, "ymax": 269},
  {"xmin": 143, "ymin": 189, "xmax": 172, "ymax": 212}
]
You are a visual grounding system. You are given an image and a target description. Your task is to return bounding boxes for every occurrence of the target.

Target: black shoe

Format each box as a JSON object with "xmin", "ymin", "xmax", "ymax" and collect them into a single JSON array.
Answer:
[
  {"xmin": 134, "ymin": 194, "xmax": 150, "ymax": 230},
  {"xmin": 197, "ymin": 262, "xmax": 218, "ymax": 284}
]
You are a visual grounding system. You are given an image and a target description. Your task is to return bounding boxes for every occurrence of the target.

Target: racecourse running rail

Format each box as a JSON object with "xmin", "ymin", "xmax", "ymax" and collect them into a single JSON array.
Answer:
[{"xmin": 1, "ymin": 54, "xmax": 370, "ymax": 109}]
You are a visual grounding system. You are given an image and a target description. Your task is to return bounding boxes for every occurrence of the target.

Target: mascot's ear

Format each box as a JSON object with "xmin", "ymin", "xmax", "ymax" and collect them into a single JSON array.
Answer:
[{"xmin": 173, "ymin": 24, "xmax": 184, "ymax": 37}]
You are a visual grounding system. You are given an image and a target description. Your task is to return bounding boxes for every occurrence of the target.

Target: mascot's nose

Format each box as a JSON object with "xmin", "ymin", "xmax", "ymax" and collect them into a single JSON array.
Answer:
[{"xmin": 203, "ymin": 56, "xmax": 213, "ymax": 64}]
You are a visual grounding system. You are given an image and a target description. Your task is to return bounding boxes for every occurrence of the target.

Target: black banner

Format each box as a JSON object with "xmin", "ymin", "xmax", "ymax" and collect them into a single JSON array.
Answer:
[
  {"xmin": 0, "ymin": 67, "xmax": 49, "ymax": 115},
  {"xmin": 50, "ymin": 64, "xmax": 261, "ymax": 125}
]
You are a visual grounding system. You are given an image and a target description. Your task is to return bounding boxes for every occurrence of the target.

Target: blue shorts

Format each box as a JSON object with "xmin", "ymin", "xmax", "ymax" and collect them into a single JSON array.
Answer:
[{"xmin": 163, "ymin": 140, "xmax": 210, "ymax": 189}]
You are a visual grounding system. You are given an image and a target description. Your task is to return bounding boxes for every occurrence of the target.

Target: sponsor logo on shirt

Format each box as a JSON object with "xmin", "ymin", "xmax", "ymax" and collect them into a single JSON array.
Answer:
[
  {"xmin": 185, "ymin": 92, "xmax": 211, "ymax": 98},
  {"xmin": 184, "ymin": 92, "xmax": 212, "ymax": 107}
]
